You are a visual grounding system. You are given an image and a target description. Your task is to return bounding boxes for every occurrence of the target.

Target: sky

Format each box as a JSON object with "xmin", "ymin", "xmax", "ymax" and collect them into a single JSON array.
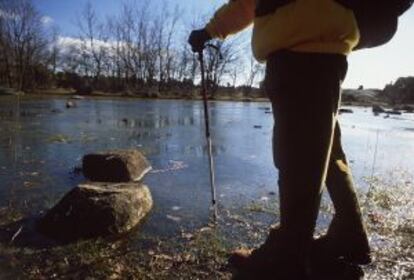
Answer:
[{"xmin": 33, "ymin": 0, "xmax": 414, "ymax": 89}]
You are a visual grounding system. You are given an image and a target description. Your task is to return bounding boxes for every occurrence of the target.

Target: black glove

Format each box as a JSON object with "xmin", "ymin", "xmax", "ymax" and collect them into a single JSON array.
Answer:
[{"xmin": 188, "ymin": 29, "xmax": 212, "ymax": 53}]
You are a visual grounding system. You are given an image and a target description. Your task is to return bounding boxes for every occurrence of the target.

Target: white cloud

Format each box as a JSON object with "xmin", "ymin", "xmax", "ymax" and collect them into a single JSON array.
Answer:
[
  {"xmin": 57, "ymin": 36, "xmax": 127, "ymax": 53},
  {"xmin": 1, "ymin": 10, "xmax": 54, "ymax": 26},
  {"xmin": 41, "ymin": 16, "xmax": 54, "ymax": 25},
  {"xmin": 58, "ymin": 36, "xmax": 83, "ymax": 48}
]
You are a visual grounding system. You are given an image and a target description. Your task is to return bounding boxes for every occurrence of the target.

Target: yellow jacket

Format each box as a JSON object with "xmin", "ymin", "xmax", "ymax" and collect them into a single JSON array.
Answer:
[{"xmin": 206, "ymin": 0, "xmax": 360, "ymax": 62}]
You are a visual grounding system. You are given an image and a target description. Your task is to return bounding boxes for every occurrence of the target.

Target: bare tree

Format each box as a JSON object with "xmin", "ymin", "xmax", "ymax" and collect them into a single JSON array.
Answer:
[
  {"xmin": 77, "ymin": 1, "xmax": 111, "ymax": 89},
  {"xmin": 229, "ymin": 66, "xmax": 239, "ymax": 88},
  {"xmin": 0, "ymin": 0, "xmax": 258, "ymax": 97},
  {"xmin": 153, "ymin": 2, "xmax": 181, "ymax": 91},
  {"xmin": 245, "ymin": 55, "xmax": 265, "ymax": 88},
  {"xmin": 203, "ymin": 38, "xmax": 241, "ymax": 94},
  {"xmin": 0, "ymin": 0, "xmax": 49, "ymax": 91},
  {"xmin": 47, "ymin": 26, "xmax": 60, "ymax": 75},
  {"xmin": 0, "ymin": 0, "xmax": 13, "ymax": 87}
]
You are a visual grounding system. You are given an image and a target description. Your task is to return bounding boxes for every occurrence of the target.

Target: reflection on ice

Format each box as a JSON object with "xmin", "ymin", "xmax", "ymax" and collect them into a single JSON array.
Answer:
[{"xmin": 0, "ymin": 97, "xmax": 413, "ymax": 238}]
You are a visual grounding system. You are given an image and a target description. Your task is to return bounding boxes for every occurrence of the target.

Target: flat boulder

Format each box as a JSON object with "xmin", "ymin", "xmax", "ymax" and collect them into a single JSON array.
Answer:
[
  {"xmin": 372, "ymin": 105, "xmax": 386, "ymax": 114},
  {"xmin": 38, "ymin": 183, "xmax": 153, "ymax": 242},
  {"xmin": 402, "ymin": 105, "xmax": 414, "ymax": 113},
  {"xmin": 83, "ymin": 149, "xmax": 151, "ymax": 182},
  {"xmin": 339, "ymin": 108, "xmax": 353, "ymax": 114},
  {"xmin": 66, "ymin": 100, "xmax": 77, "ymax": 108},
  {"xmin": 386, "ymin": 109, "xmax": 402, "ymax": 115}
]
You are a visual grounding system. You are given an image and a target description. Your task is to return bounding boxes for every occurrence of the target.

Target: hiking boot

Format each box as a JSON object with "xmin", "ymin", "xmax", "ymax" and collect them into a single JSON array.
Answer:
[
  {"xmin": 229, "ymin": 249, "xmax": 308, "ymax": 280},
  {"xmin": 312, "ymin": 217, "xmax": 371, "ymax": 265},
  {"xmin": 228, "ymin": 226, "xmax": 281, "ymax": 271},
  {"xmin": 229, "ymin": 220, "xmax": 370, "ymax": 274},
  {"xmin": 228, "ymin": 226, "xmax": 309, "ymax": 280},
  {"xmin": 313, "ymin": 233, "xmax": 371, "ymax": 265},
  {"xmin": 310, "ymin": 256, "xmax": 365, "ymax": 280}
]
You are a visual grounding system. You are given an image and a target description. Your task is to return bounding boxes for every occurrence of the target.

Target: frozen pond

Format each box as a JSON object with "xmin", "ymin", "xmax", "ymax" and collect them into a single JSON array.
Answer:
[{"xmin": 0, "ymin": 96, "xmax": 413, "ymax": 236}]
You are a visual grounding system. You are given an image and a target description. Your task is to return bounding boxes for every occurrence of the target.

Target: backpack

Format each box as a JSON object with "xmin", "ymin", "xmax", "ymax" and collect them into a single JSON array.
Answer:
[
  {"xmin": 336, "ymin": 0, "xmax": 414, "ymax": 49},
  {"xmin": 255, "ymin": 0, "xmax": 414, "ymax": 49}
]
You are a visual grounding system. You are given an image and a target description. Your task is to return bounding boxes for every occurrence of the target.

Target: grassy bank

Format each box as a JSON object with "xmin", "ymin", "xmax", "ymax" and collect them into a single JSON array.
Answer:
[
  {"xmin": 29, "ymin": 87, "xmax": 269, "ymax": 103},
  {"xmin": 19, "ymin": 88, "xmax": 411, "ymax": 108}
]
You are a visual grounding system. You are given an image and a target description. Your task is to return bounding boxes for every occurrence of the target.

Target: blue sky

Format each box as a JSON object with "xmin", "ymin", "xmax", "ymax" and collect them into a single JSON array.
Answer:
[
  {"xmin": 33, "ymin": 0, "xmax": 219, "ymax": 36},
  {"xmin": 33, "ymin": 0, "xmax": 414, "ymax": 89}
]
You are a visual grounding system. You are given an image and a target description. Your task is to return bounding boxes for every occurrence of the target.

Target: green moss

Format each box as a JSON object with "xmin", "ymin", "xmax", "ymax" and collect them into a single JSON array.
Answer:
[
  {"xmin": 0, "ymin": 207, "xmax": 24, "ymax": 226},
  {"xmin": 47, "ymin": 134, "xmax": 72, "ymax": 143},
  {"xmin": 245, "ymin": 200, "xmax": 277, "ymax": 215}
]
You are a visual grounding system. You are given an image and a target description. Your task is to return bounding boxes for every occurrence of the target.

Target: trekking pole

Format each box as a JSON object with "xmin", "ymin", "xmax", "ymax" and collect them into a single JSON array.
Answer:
[{"xmin": 198, "ymin": 47, "xmax": 218, "ymax": 221}]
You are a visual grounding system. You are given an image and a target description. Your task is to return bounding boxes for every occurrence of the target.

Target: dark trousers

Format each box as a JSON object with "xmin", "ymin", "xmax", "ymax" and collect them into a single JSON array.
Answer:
[{"xmin": 265, "ymin": 50, "xmax": 364, "ymax": 261}]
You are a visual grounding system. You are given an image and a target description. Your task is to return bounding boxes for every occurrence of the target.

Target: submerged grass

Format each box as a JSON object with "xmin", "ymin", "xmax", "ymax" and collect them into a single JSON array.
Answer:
[
  {"xmin": 46, "ymin": 134, "xmax": 72, "ymax": 144},
  {"xmin": 362, "ymin": 177, "xmax": 414, "ymax": 280},
  {"xmin": 0, "ymin": 175, "xmax": 413, "ymax": 279},
  {"xmin": 245, "ymin": 200, "xmax": 277, "ymax": 214}
]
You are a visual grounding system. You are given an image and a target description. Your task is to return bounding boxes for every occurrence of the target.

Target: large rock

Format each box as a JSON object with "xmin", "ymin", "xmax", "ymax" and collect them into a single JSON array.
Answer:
[
  {"xmin": 339, "ymin": 108, "xmax": 354, "ymax": 114},
  {"xmin": 66, "ymin": 100, "xmax": 77, "ymax": 108},
  {"xmin": 372, "ymin": 105, "xmax": 386, "ymax": 114},
  {"xmin": 38, "ymin": 183, "xmax": 153, "ymax": 242},
  {"xmin": 0, "ymin": 87, "xmax": 17, "ymax": 96},
  {"xmin": 83, "ymin": 149, "xmax": 151, "ymax": 182}
]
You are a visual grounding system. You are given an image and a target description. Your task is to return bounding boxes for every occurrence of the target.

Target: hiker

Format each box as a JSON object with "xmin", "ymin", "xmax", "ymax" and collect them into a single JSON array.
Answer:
[{"xmin": 188, "ymin": 1, "xmax": 379, "ymax": 279}]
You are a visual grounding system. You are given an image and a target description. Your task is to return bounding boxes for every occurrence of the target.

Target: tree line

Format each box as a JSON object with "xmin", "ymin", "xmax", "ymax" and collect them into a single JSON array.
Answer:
[
  {"xmin": 381, "ymin": 77, "xmax": 414, "ymax": 105},
  {"xmin": 0, "ymin": 0, "xmax": 265, "ymax": 98},
  {"xmin": 0, "ymin": 0, "xmax": 51, "ymax": 92}
]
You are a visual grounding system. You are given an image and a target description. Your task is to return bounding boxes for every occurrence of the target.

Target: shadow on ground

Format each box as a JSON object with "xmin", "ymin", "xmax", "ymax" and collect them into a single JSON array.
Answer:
[{"xmin": 0, "ymin": 216, "xmax": 59, "ymax": 249}]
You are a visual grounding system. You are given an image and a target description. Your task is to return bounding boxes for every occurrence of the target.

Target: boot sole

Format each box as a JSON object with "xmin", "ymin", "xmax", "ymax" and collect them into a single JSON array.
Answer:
[
  {"xmin": 310, "ymin": 257, "xmax": 365, "ymax": 280},
  {"xmin": 313, "ymin": 238, "xmax": 372, "ymax": 265}
]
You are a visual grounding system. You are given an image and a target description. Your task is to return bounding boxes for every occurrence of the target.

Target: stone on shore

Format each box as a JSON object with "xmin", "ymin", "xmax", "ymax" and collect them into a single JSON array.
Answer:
[
  {"xmin": 339, "ymin": 108, "xmax": 354, "ymax": 114},
  {"xmin": 38, "ymin": 182, "xmax": 153, "ymax": 242},
  {"xmin": 66, "ymin": 100, "xmax": 76, "ymax": 108},
  {"xmin": 401, "ymin": 105, "xmax": 414, "ymax": 113},
  {"xmin": 83, "ymin": 149, "xmax": 151, "ymax": 182},
  {"xmin": 386, "ymin": 110, "xmax": 402, "ymax": 115},
  {"xmin": 372, "ymin": 105, "xmax": 386, "ymax": 114},
  {"xmin": 0, "ymin": 87, "xmax": 17, "ymax": 96}
]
